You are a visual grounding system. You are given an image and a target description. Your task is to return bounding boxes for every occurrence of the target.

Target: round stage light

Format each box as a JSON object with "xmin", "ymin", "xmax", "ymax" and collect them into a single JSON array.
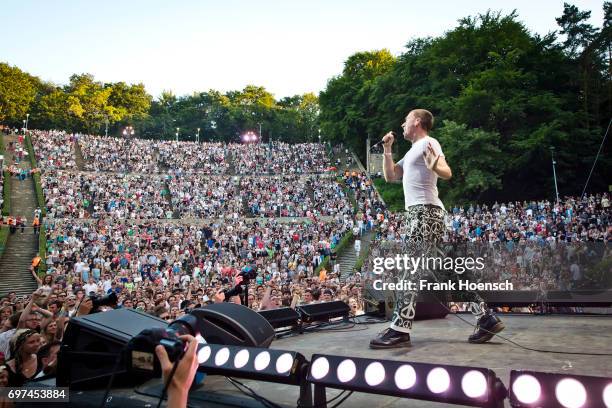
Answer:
[
  {"xmin": 214, "ymin": 347, "xmax": 230, "ymax": 366},
  {"xmin": 395, "ymin": 365, "xmax": 417, "ymax": 390},
  {"xmin": 603, "ymin": 383, "xmax": 612, "ymax": 408},
  {"xmin": 197, "ymin": 346, "xmax": 211, "ymax": 364},
  {"xmin": 513, "ymin": 375, "xmax": 541, "ymax": 404},
  {"xmin": 275, "ymin": 353, "xmax": 294, "ymax": 374},
  {"xmin": 461, "ymin": 370, "xmax": 488, "ymax": 399},
  {"xmin": 254, "ymin": 351, "xmax": 271, "ymax": 371},
  {"xmin": 337, "ymin": 359, "xmax": 357, "ymax": 383},
  {"xmin": 555, "ymin": 378, "xmax": 587, "ymax": 408},
  {"xmin": 234, "ymin": 349, "xmax": 250, "ymax": 369},
  {"xmin": 427, "ymin": 367, "xmax": 450, "ymax": 394},
  {"xmin": 365, "ymin": 362, "xmax": 385, "ymax": 386},
  {"xmin": 311, "ymin": 357, "xmax": 330, "ymax": 380}
]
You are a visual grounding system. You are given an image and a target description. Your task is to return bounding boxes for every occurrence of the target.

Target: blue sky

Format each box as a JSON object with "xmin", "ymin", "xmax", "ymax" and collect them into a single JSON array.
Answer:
[{"xmin": 1, "ymin": 1, "xmax": 605, "ymax": 99}]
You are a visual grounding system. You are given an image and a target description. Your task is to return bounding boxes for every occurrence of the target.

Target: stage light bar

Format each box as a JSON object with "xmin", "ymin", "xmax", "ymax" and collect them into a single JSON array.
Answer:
[
  {"xmin": 306, "ymin": 353, "xmax": 505, "ymax": 407},
  {"xmin": 197, "ymin": 343, "xmax": 307, "ymax": 385},
  {"xmin": 510, "ymin": 370, "xmax": 612, "ymax": 408}
]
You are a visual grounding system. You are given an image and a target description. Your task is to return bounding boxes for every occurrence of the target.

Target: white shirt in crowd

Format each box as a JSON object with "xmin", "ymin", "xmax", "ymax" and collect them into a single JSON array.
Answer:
[
  {"xmin": 83, "ymin": 283, "xmax": 98, "ymax": 295},
  {"xmin": 102, "ymin": 278, "xmax": 112, "ymax": 293}
]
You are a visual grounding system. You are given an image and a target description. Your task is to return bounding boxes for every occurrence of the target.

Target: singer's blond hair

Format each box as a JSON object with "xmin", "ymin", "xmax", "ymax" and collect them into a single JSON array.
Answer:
[{"xmin": 410, "ymin": 109, "xmax": 434, "ymax": 132}]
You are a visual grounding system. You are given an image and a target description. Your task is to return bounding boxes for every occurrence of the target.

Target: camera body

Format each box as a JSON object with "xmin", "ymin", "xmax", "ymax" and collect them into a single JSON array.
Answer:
[
  {"xmin": 127, "ymin": 327, "xmax": 185, "ymax": 377},
  {"xmin": 90, "ymin": 291, "xmax": 118, "ymax": 313},
  {"xmin": 239, "ymin": 265, "xmax": 257, "ymax": 282},
  {"xmin": 126, "ymin": 313, "xmax": 199, "ymax": 378}
]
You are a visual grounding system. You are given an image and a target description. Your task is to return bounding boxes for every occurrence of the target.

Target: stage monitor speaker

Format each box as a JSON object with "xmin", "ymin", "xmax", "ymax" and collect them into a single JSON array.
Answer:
[
  {"xmin": 364, "ymin": 290, "xmax": 449, "ymax": 321},
  {"xmin": 190, "ymin": 303, "xmax": 275, "ymax": 347},
  {"xmin": 57, "ymin": 308, "xmax": 167, "ymax": 389},
  {"xmin": 258, "ymin": 307, "xmax": 301, "ymax": 329},
  {"xmin": 296, "ymin": 301, "xmax": 350, "ymax": 323}
]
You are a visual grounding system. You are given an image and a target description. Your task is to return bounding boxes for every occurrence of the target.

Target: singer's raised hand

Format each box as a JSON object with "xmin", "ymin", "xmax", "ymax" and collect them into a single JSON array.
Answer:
[
  {"xmin": 382, "ymin": 132, "xmax": 395, "ymax": 152},
  {"xmin": 423, "ymin": 142, "xmax": 440, "ymax": 170}
]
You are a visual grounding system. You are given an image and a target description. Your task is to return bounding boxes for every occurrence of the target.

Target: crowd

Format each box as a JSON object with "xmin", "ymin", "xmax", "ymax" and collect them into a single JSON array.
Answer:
[
  {"xmin": 30, "ymin": 130, "xmax": 77, "ymax": 170},
  {"xmin": 240, "ymin": 175, "xmax": 353, "ymax": 218},
  {"xmin": 373, "ymin": 193, "xmax": 611, "ymax": 244},
  {"xmin": 230, "ymin": 142, "xmax": 330, "ymax": 174},
  {"xmin": 167, "ymin": 175, "xmax": 241, "ymax": 218},
  {"xmin": 42, "ymin": 171, "xmax": 173, "ymax": 219},
  {"xmin": 158, "ymin": 141, "xmax": 229, "ymax": 174},
  {"xmin": 79, "ymin": 135, "xmax": 159, "ymax": 173}
]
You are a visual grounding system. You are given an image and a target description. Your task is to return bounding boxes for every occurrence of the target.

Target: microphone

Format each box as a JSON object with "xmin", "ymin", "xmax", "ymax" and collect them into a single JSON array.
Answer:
[{"xmin": 370, "ymin": 132, "xmax": 395, "ymax": 151}]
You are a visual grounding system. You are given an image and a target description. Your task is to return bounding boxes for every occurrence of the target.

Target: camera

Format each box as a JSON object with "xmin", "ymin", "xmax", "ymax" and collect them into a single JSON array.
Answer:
[
  {"xmin": 90, "ymin": 292, "xmax": 118, "ymax": 313},
  {"xmin": 239, "ymin": 265, "xmax": 257, "ymax": 282},
  {"xmin": 127, "ymin": 313, "xmax": 200, "ymax": 377}
]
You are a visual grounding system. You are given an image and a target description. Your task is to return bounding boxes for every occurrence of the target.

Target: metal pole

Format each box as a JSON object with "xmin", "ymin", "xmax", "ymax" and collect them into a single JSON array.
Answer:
[
  {"xmin": 550, "ymin": 147, "xmax": 560, "ymax": 203},
  {"xmin": 366, "ymin": 133, "xmax": 371, "ymax": 176},
  {"xmin": 176, "ymin": 127, "xmax": 179, "ymax": 143},
  {"xmin": 197, "ymin": 128, "xmax": 200, "ymax": 143},
  {"xmin": 26, "ymin": 113, "xmax": 29, "ymax": 130}
]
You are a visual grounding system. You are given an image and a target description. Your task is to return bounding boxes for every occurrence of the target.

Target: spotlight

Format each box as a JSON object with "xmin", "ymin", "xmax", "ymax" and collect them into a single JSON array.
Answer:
[
  {"xmin": 394, "ymin": 364, "xmax": 417, "ymax": 390},
  {"xmin": 462, "ymin": 370, "xmax": 489, "ymax": 399},
  {"xmin": 197, "ymin": 343, "xmax": 306, "ymax": 386},
  {"xmin": 510, "ymin": 370, "xmax": 612, "ymax": 408},
  {"xmin": 427, "ymin": 367, "xmax": 450, "ymax": 394},
  {"xmin": 311, "ymin": 356, "xmax": 330, "ymax": 380},
  {"xmin": 604, "ymin": 383, "xmax": 612, "ymax": 408},
  {"xmin": 337, "ymin": 359, "xmax": 356, "ymax": 383},
  {"xmin": 555, "ymin": 378, "xmax": 586, "ymax": 408},
  {"xmin": 306, "ymin": 354, "xmax": 505, "ymax": 407},
  {"xmin": 364, "ymin": 362, "xmax": 385, "ymax": 387}
]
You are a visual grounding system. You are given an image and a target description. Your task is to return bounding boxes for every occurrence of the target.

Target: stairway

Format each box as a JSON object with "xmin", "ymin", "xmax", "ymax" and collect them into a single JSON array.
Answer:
[
  {"xmin": 74, "ymin": 138, "xmax": 86, "ymax": 170},
  {"xmin": 338, "ymin": 229, "xmax": 375, "ymax": 280},
  {"xmin": 226, "ymin": 150, "xmax": 237, "ymax": 176},
  {"xmin": 0, "ymin": 134, "xmax": 39, "ymax": 296}
]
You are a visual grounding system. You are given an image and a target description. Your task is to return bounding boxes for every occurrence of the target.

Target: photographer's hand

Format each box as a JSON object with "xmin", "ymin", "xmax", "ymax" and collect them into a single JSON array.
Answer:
[
  {"xmin": 213, "ymin": 290, "xmax": 225, "ymax": 304},
  {"xmin": 155, "ymin": 335, "xmax": 198, "ymax": 408},
  {"xmin": 75, "ymin": 297, "xmax": 93, "ymax": 317}
]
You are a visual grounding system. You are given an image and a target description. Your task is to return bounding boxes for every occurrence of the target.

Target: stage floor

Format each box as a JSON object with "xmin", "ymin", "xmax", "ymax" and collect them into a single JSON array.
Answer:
[{"xmin": 201, "ymin": 314, "xmax": 612, "ymax": 407}]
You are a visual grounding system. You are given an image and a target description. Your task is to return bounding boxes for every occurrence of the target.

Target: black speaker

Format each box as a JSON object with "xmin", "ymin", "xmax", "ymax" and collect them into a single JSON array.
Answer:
[
  {"xmin": 190, "ymin": 303, "xmax": 275, "ymax": 347},
  {"xmin": 258, "ymin": 307, "xmax": 301, "ymax": 329},
  {"xmin": 296, "ymin": 301, "xmax": 350, "ymax": 323},
  {"xmin": 364, "ymin": 290, "xmax": 449, "ymax": 321},
  {"xmin": 57, "ymin": 308, "xmax": 167, "ymax": 389}
]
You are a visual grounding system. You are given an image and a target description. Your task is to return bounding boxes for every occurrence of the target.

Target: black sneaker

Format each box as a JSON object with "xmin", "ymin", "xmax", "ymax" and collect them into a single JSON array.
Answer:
[
  {"xmin": 468, "ymin": 313, "xmax": 505, "ymax": 344},
  {"xmin": 369, "ymin": 328, "xmax": 411, "ymax": 349}
]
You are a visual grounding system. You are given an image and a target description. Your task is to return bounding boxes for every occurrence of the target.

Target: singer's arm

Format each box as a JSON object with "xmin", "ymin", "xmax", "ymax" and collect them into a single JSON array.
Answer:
[
  {"xmin": 383, "ymin": 154, "xmax": 403, "ymax": 182},
  {"xmin": 432, "ymin": 156, "xmax": 452, "ymax": 180}
]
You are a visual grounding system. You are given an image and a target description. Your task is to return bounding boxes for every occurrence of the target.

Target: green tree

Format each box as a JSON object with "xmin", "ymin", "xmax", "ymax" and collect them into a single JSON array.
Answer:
[
  {"xmin": 0, "ymin": 62, "xmax": 38, "ymax": 124},
  {"xmin": 319, "ymin": 49, "xmax": 396, "ymax": 157}
]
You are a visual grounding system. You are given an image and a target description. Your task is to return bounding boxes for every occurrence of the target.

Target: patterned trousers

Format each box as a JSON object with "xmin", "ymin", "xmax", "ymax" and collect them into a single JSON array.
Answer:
[{"xmin": 390, "ymin": 205, "xmax": 486, "ymax": 333}]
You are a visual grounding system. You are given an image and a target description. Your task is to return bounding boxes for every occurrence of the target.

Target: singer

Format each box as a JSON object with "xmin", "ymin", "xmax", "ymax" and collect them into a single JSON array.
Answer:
[{"xmin": 369, "ymin": 109, "xmax": 505, "ymax": 349}]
